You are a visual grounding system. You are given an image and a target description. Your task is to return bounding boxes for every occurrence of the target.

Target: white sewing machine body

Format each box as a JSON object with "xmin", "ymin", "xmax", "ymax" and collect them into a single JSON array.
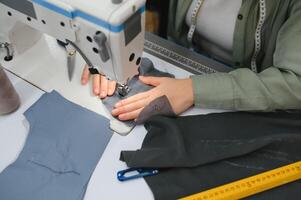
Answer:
[{"xmin": 0, "ymin": 0, "xmax": 146, "ymax": 84}]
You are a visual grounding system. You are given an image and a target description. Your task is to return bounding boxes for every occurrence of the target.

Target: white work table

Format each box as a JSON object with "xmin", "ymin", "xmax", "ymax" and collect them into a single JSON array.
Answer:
[{"xmin": 0, "ymin": 35, "xmax": 223, "ymax": 199}]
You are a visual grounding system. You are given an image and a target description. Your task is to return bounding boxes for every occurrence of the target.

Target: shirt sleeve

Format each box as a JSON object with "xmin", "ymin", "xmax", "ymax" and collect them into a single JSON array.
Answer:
[{"xmin": 191, "ymin": 3, "xmax": 301, "ymax": 111}]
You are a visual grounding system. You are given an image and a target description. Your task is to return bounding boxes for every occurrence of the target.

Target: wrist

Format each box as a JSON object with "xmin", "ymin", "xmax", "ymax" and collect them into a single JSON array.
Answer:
[{"xmin": 184, "ymin": 78, "xmax": 194, "ymax": 107}]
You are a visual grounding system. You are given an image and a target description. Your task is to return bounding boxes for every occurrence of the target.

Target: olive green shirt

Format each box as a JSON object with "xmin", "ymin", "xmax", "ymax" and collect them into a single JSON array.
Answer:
[{"xmin": 168, "ymin": 0, "xmax": 301, "ymax": 111}]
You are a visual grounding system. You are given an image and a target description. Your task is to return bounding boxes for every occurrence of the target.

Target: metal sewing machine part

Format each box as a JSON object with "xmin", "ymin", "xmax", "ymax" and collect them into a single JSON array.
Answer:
[
  {"xmin": 0, "ymin": 65, "xmax": 20, "ymax": 115},
  {"xmin": 0, "ymin": 0, "xmax": 146, "ymax": 97},
  {"xmin": 0, "ymin": 42, "xmax": 13, "ymax": 61}
]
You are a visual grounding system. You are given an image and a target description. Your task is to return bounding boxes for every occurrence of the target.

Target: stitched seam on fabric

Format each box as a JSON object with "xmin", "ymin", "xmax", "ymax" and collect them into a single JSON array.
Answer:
[
  {"xmin": 260, "ymin": 153, "xmax": 295, "ymax": 163},
  {"xmin": 223, "ymin": 161, "xmax": 266, "ymax": 170},
  {"xmin": 259, "ymin": 149, "xmax": 301, "ymax": 162},
  {"xmin": 28, "ymin": 160, "xmax": 80, "ymax": 175},
  {"xmin": 194, "ymin": 137, "xmax": 287, "ymax": 146},
  {"xmin": 196, "ymin": 139, "xmax": 258, "ymax": 143},
  {"xmin": 263, "ymin": 149, "xmax": 300, "ymax": 158}
]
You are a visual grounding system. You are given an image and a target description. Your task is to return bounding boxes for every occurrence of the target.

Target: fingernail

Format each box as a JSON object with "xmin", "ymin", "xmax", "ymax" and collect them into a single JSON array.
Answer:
[
  {"xmin": 101, "ymin": 91, "xmax": 105, "ymax": 97},
  {"xmin": 112, "ymin": 109, "xmax": 117, "ymax": 115}
]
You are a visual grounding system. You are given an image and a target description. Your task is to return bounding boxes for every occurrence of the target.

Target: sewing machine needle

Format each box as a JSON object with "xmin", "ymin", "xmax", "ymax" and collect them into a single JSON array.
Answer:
[{"xmin": 67, "ymin": 50, "xmax": 76, "ymax": 81}]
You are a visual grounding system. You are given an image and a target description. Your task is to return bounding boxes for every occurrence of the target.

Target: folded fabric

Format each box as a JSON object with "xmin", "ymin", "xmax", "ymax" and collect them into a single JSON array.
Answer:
[
  {"xmin": 102, "ymin": 57, "xmax": 175, "ymax": 128},
  {"xmin": 135, "ymin": 95, "xmax": 176, "ymax": 124},
  {"xmin": 120, "ymin": 111, "xmax": 301, "ymax": 200},
  {"xmin": 0, "ymin": 91, "xmax": 112, "ymax": 200}
]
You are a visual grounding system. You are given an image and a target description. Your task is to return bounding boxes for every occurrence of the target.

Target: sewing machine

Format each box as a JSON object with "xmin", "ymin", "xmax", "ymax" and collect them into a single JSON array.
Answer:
[
  {"xmin": 0, "ymin": 0, "xmax": 146, "ymax": 96},
  {"xmin": 0, "ymin": 2, "xmax": 230, "ymax": 197}
]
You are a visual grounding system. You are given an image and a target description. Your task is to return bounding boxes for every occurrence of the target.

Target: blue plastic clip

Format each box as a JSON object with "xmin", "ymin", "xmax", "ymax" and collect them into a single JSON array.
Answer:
[{"xmin": 117, "ymin": 168, "xmax": 159, "ymax": 182}]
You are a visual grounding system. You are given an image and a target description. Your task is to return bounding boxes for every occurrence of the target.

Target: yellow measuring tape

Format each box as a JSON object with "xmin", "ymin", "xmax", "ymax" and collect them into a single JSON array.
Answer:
[{"xmin": 181, "ymin": 161, "xmax": 301, "ymax": 200}]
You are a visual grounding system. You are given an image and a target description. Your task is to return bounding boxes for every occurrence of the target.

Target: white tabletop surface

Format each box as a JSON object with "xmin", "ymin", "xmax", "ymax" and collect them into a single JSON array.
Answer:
[{"xmin": 0, "ymin": 35, "xmax": 224, "ymax": 200}]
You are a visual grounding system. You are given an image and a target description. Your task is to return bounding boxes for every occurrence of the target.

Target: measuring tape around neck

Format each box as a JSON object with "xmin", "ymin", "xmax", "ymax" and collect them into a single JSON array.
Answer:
[{"xmin": 181, "ymin": 161, "xmax": 301, "ymax": 200}]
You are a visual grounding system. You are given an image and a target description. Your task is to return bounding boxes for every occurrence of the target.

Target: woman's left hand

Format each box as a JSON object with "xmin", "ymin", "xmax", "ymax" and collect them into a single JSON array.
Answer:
[{"xmin": 112, "ymin": 76, "xmax": 194, "ymax": 121}]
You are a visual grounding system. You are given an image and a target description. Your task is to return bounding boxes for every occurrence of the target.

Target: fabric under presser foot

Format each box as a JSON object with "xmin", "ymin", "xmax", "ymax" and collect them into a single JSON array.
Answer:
[
  {"xmin": 102, "ymin": 57, "xmax": 175, "ymax": 133},
  {"xmin": 120, "ymin": 111, "xmax": 301, "ymax": 200},
  {"xmin": 0, "ymin": 91, "xmax": 113, "ymax": 200}
]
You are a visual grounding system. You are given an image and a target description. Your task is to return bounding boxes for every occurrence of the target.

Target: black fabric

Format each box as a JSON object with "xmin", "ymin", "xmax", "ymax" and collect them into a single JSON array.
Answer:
[{"xmin": 120, "ymin": 111, "xmax": 301, "ymax": 200}]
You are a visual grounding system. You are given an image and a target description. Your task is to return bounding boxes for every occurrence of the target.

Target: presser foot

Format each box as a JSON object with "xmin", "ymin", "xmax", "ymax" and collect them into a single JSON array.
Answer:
[
  {"xmin": 117, "ymin": 83, "xmax": 131, "ymax": 97},
  {"xmin": 0, "ymin": 42, "xmax": 14, "ymax": 61}
]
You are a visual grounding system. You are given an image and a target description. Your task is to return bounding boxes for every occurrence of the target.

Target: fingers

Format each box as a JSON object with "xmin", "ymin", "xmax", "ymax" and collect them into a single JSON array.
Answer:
[
  {"xmin": 99, "ymin": 77, "xmax": 116, "ymax": 98},
  {"xmin": 118, "ymin": 108, "xmax": 143, "ymax": 121},
  {"xmin": 112, "ymin": 98, "xmax": 147, "ymax": 116},
  {"xmin": 111, "ymin": 76, "xmax": 169, "ymax": 121},
  {"xmin": 92, "ymin": 75, "xmax": 100, "ymax": 95},
  {"xmin": 139, "ymin": 76, "xmax": 162, "ymax": 87},
  {"xmin": 100, "ymin": 75, "xmax": 108, "ymax": 98},
  {"xmin": 81, "ymin": 66, "xmax": 116, "ymax": 98},
  {"xmin": 81, "ymin": 65, "xmax": 90, "ymax": 85},
  {"xmin": 114, "ymin": 91, "xmax": 150, "ymax": 108},
  {"xmin": 112, "ymin": 91, "xmax": 157, "ymax": 121},
  {"xmin": 108, "ymin": 81, "xmax": 116, "ymax": 96}
]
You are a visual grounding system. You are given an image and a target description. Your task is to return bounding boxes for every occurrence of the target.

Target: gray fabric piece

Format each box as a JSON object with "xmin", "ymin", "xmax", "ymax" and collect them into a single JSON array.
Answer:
[
  {"xmin": 0, "ymin": 91, "xmax": 112, "ymax": 200},
  {"xmin": 135, "ymin": 95, "xmax": 176, "ymax": 124},
  {"xmin": 102, "ymin": 57, "xmax": 174, "ymax": 126}
]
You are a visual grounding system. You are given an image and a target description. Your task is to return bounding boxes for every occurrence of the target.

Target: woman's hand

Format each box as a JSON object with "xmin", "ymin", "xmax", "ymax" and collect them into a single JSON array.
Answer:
[
  {"xmin": 81, "ymin": 65, "xmax": 116, "ymax": 99},
  {"xmin": 112, "ymin": 76, "xmax": 194, "ymax": 121}
]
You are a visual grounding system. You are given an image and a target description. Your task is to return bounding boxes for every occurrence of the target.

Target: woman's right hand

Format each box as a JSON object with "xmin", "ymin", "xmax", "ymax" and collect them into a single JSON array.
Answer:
[{"xmin": 81, "ymin": 65, "xmax": 116, "ymax": 99}]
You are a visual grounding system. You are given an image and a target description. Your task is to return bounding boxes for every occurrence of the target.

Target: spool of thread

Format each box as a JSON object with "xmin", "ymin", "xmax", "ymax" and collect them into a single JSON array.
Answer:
[{"xmin": 0, "ymin": 66, "xmax": 20, "ymax": 114}]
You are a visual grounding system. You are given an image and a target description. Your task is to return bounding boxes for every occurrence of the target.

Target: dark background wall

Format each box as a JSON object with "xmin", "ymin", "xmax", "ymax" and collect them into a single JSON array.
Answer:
[{"xmin": 146, "ymin": 0, "xmax": 170, "ymax": 38}]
